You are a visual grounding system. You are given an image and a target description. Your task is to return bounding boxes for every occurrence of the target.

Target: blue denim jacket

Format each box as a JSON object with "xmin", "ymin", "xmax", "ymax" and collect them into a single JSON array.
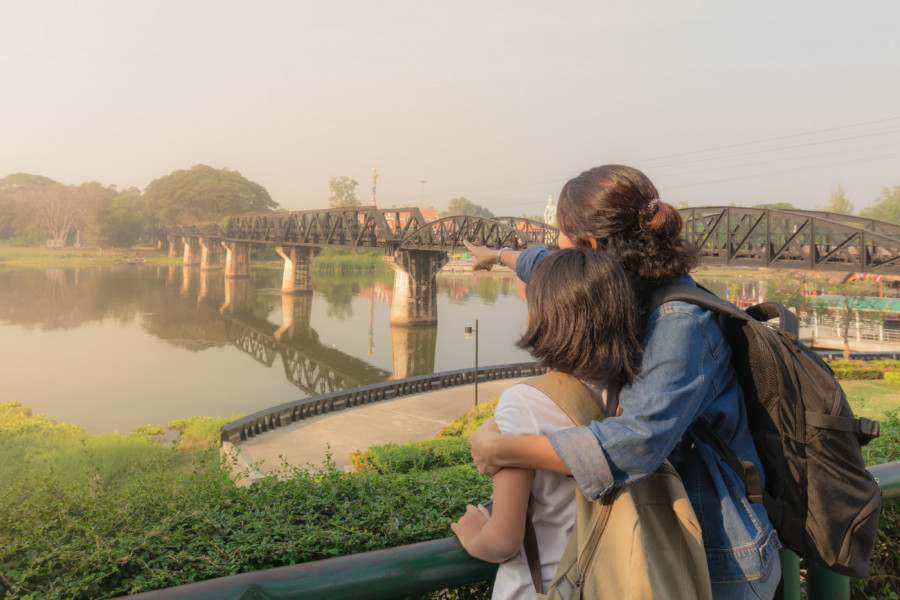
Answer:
[{"xmin": 516, "ymin": 246, "xmax": 780, "ymax": 583}]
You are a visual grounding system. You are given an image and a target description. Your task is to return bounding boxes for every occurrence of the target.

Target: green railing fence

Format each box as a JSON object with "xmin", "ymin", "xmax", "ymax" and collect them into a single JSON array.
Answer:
[{"xmin": 123, "ymin": 461, "xmax": 900, "ymax": 600}]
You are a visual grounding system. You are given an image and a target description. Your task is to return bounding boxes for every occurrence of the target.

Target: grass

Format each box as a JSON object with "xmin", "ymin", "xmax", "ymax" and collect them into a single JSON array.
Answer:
[
  {"xmin": 0, "ymin": 245, "xmax": 177, "ymax": 268},
  {"xmin": 843, "ymin": 380, "xmax": 900, "ymax": 421}
]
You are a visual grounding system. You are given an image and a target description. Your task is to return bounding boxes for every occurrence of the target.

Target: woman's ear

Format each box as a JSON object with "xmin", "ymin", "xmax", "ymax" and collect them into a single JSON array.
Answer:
[{"xmin": 588, "ymin": 238, "xmax": 599, "ymax": 249}]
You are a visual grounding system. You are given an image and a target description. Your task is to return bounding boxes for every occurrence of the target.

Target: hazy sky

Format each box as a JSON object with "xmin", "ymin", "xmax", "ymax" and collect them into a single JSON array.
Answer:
[{"xmin": 3, "ymin": 1, "xmax": 899, "ymax": 217}]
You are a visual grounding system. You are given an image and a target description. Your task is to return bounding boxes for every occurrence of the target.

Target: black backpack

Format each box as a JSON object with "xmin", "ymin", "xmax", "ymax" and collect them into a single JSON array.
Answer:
[{"xmin": 650, "ymin": 282, "xmax": 882, "ymax": 579}]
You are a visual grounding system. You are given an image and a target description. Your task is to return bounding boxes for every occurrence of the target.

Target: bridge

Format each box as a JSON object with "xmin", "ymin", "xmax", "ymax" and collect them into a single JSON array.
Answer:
[
  {"xmin": 153, "ymin": 206, "xmax": 900, "ymax": 326},
  {"xmin": 154, "ymin": 207, "xmax": 557, "ymax": 326}
]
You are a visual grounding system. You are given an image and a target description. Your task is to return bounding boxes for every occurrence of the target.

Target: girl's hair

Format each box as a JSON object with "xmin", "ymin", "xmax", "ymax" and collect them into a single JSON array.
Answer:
[
  {"xmin": 518, "ymin": 248, "xmax": 643, "ymax": 383},
  {"xmin": 556, "ymin": 165, "xmax": 700, "ymax": 286}
]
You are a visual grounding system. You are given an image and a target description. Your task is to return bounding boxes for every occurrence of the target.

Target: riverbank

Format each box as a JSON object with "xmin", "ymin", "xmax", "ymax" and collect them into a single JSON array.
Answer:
[{"xmin": 0, "ymin": 245, "xmax": 176, "ymax": 268}]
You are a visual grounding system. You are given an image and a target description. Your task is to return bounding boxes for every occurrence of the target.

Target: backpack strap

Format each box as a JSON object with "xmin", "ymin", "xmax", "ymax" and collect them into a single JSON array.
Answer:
[
  {"xmin": 647, "ymin": 281, "xmax": 775, "ymax": 506},
  {"xmin": 519, "ymin": 371, "xmax": 607, "ymax": 593}
]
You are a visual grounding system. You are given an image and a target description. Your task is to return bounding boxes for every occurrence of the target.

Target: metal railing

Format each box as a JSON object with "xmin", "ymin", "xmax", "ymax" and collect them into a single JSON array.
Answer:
[{"xmin": 123, "ymin": 461, "xmax": 900, "ymax": 600}]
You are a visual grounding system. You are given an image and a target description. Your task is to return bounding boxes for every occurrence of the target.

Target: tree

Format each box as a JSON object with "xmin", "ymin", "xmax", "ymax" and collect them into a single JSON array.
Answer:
[
  {"xmin": 144, "ymin": 164, "xmax": 278, "ymax": 224},
  {"xmin": 859, "ymin": 185, "xmax": 900, "ymax": 224},
  {"xmin": 823, "ymin": 278, "xmax": 879, "ymax": 359},
  {"xmin": 441, "ymin": 197, "xmax": 495, "ymax": 218},
  {"xmin": 328, "ymin": 176, "xmax": 360, "ymax": 207},
  {"xmin": 95, "ymin": 187, "xmax": 146, "ymax": 248},
  {"xmin": 0, "ymin": 174, "xmax": 59, "ymax": 242},
  {"xmin": 821, "ymin": 184, "xmax": 854, "ymax": 214},
  {"xmin": 27, "ymin": 183, "xmax": 94, "ymax": 244},
  {"xmin": 752, "ymin": 202, "xmax": 796, "ymax": 210}
]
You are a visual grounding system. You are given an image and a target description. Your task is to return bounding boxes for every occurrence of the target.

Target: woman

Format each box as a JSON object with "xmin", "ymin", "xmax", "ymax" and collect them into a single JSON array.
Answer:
[
  {"xmin": 464, "ymin": 165, "xmax": 781, "ymax": 599},
  {"xmin": 451, "ymin": 248, "xmax": 643, "ymax": 598}
]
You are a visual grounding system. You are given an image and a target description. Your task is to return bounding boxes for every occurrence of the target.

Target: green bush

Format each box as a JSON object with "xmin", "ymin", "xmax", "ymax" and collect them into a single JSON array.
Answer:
[
  {"xmin": 868, "ymin": 360, "xmax": 900, "ymax": 372},
  {"xmin": 366, "ymin": 437, "xmax": 473, "ymax": 475},
  {"xmin": 437, "ymin": 398, "xmax": 499, "ymax": 439},
  {"xmin": 885, "ymin": 372, "xmax": 900, "ymax": 387},
  {"xmin": 833, "ymin": 368, "xmax": 884, "ymax": 380},
  {"xmin": 854, "ymin": 412, "xmax": 900, "ymax": 599}
]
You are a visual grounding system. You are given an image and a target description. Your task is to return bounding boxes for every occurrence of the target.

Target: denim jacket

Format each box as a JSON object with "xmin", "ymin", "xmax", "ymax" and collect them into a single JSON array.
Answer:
[{"xmin": 516, "ymin": 246, "xmax": 780, "ymax": 583}]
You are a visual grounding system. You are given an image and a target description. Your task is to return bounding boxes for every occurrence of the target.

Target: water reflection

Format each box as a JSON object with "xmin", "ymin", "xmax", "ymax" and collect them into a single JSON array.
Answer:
[{"xmin": 0, "ymin": 265, "xmax": 531, "ymax": 432}]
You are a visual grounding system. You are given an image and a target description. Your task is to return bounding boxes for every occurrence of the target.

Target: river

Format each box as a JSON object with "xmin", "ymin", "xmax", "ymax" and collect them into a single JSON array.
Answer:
[{"xmin": 0, "ymin": 264, "xmax": 532, "ymax": 433}]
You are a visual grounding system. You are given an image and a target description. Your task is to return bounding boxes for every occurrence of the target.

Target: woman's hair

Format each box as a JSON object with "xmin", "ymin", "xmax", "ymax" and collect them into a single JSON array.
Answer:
[
  {"xmin": 518, "ymin": 248, "xmax": 643, "ymax": 383},
  {"xmin": 556, "ymin": 165, "xmax": 700, "ymax": 286}
]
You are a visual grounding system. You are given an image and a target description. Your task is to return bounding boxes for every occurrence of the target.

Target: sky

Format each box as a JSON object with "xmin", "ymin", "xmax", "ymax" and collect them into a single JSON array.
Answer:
[{"xmin": 2, "ymin": 0, "xmax": 900, "ymax": 217}]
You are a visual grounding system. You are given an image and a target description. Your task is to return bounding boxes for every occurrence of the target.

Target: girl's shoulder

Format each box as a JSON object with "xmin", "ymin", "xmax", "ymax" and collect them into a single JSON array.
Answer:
[{"xmin": 495, "ymin": 383, "xmax": 577, "ymax": 436}]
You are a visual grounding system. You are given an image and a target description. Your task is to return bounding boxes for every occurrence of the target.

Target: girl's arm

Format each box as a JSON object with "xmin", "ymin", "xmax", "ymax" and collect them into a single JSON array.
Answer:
[
  {"xmin": 450, "ymin": 467, "xmax": 533, "ymax": 563},
  {"xmin": 469, "ymin": 417, "xmax": 570, "ymax": 477}
]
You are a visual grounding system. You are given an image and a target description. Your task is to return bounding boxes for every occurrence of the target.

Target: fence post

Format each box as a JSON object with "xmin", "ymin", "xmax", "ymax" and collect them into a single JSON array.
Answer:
[{"xmin": 807, "ymin": 563, "xmax": 849, "ymax": 600}]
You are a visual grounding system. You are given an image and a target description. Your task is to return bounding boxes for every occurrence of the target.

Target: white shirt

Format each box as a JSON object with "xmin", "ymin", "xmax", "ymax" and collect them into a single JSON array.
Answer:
[{"xmin": 490, "ymin": 382, "xmax": 609, "ymax": 600}]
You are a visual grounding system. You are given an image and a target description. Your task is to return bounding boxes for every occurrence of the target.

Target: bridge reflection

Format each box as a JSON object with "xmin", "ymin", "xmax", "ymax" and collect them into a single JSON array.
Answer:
[{"xmin": 172, "ymin": 267, "xmax": 437, "ymax": 397}]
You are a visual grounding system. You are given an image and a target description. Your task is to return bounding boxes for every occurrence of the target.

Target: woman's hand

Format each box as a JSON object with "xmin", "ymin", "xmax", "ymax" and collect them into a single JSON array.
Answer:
[
  {"xmin": 463, "ymin": 240, "xmax": 496, "ymax": 271},
  {"xmin": 450, "ymin": 504, "xmax": 492, "ymax": 553},
  {"xmin": 469, "ymin": 417, "xmax": 503, "ymax": 476}
]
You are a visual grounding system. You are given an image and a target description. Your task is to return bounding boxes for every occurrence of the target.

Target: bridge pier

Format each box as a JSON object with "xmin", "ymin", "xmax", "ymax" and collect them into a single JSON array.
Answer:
[
  {"xmin": 384, "ymin": 249, "xmax": 448, "ymax": 326},
  {"xmin": 199, "ymin": 237, "xmax": 223, "ymax": 271},
  {"xmin": 390, "ymin": 325, "xmax": 437, "ymax": 379},
  {"xmin": 167, "ymin": 236, "xmax": 182, "ymax": 258},
  {"xmin": 182, "ymin": 237, "xmax": 201, "ymax": 266},
  {"xmin": 276, "ymin": 245, "xmax": 320, "ymax": 294},
  {"xmin": 220, "ymin": 277, "xmax": 250, "ymax": 314},
  {"xmin": 222, "ymin": 241, "xmax": 251, "ymax": 279},
  {"xmin": 275, "ymin": 293, "xmax": 315, "ymax": 341}
]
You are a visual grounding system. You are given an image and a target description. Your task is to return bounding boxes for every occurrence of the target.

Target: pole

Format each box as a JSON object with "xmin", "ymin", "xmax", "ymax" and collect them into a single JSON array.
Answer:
[{"xmin": 475, "ymin": 319, "xmax": 479, "ymax": 406}]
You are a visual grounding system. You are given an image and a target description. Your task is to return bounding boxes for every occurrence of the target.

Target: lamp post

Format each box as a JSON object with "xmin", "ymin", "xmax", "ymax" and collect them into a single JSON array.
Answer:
[
  {"xmin": 419, "ymin": 180, "xmax": 427, "ymax": 209},
  {"xmin": 465, "ymin": 319, "xmax": 479, "ymax": 406}
]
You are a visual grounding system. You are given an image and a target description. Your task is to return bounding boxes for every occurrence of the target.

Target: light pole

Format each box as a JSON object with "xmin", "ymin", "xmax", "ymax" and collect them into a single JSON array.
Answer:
[
  {"xmin": 465, "ymin": 319, "xmax": 479, "ymax": 406},
  {"xmin": 419, "ymin": 180, "xmax": 427, "ymax": 209}
]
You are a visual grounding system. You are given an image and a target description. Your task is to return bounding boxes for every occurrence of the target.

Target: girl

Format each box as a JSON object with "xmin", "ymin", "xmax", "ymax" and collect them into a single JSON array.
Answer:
[{"xmin": 451, "ymin": 247, "xmax": 642, "ymax": 598}]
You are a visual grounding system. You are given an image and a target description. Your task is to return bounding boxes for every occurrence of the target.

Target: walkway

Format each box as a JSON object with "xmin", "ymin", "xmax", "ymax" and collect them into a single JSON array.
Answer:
[{"xmin": 232, "ymin": 377, "xmax": 528, "ymax": 479}]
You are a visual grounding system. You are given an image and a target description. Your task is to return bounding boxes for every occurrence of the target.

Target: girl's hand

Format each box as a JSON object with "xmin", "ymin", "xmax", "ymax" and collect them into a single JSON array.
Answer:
[
  {"xmin": 463, "ymin": 240, "xmax": 496, "ymax": 271},
  {"xmin": 469, "ymin": 418, "xmax": 503, "ymax": 476},
  {"xmin": 450, "ymin": 504, "xmax": 492, "ymax": 552}
]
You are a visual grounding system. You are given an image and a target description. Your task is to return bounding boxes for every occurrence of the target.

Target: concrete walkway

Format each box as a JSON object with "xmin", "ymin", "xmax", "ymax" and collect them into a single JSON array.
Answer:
[{"xmin": 234, "ymin": 377, "xmax": 528, "ymax": 477}]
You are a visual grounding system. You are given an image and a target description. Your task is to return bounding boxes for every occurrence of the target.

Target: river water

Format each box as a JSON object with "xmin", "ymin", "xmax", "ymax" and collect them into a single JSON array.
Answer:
[{"xmin": 0, "ymin": 264, "xmax": 535, "ymax": 433}]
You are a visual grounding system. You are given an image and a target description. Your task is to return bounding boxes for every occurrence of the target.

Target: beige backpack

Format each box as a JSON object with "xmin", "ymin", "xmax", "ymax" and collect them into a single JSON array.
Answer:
[{"xmin": 522, "ymin": 372, "xmax": 712, "ymax": 600}]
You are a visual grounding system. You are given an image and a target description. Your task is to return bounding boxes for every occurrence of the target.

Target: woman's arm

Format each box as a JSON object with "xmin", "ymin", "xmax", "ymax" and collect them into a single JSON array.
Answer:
[
  {"xmin": 450, "ymin": 466, "xmax": 533, "ymax": 562},
  {"xmin": 469, "ymin": 418, "xmax": 570, "ymax": 476},
  {"xmin": 463, "ymin": 240, "xmax": 520, "ymax": 271}
]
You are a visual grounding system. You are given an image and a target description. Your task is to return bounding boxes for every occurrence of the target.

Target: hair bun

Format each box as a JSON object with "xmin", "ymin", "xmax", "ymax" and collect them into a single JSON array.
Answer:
[{"xmin": 642, "ymin": 200, "xmax": 682, "ymax": 242}]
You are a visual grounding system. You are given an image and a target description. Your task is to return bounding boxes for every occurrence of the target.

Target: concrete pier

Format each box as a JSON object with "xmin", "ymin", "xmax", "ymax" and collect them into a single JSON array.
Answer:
[
  {"xmin": 384, "ymin": 249, "xmax": 448, "ymax": 326},
  {"xmin": 222, "ymin": 241, "xmax": 251, "ymax": 279},
  {"xmin": 276, "ymin": 245, "xmax": 320, "ymax": 294}
]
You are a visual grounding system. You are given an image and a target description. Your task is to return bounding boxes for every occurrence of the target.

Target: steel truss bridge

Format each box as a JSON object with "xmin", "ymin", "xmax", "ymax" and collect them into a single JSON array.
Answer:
[
  {"xmin": 158, "ymin": 207, "xmax": 558, "ymax": 255},
  {"xmin": 680, "ymin": 207, "xmax": 900, "ymax": 275},
  {"xmin": 157, "ymin": 205, "xmax": 900, "ymax": 274}
]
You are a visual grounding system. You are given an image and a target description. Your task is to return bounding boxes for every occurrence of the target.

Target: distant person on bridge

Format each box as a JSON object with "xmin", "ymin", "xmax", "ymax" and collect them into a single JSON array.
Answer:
[
  {"xmin": 462, "ymin": 164, "xmax": 781, "ymax": 599},
  {"xmin": 451, "ymin": 247, "xmax": 644, "ymax": 598}
]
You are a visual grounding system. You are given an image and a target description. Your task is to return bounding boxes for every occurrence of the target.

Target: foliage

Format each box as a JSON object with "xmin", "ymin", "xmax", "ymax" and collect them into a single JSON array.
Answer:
[
  {"xmin": 94, "ymin": 187, "xmax": 145, "ymax": 248},
  {"xmin": 167, "ymin": 415, "xmax": 243, "ymax": 449},
  {"xmin": 819, "ymin": 278, "xmax": 880, "ymax": 359},
  {"xmin": 885, "ymin": 372, "xmax": 900, "ymax": 387},
  {"xmin": 853, "ymin": 413, "xmax": 900, "ymax": 599},
  {"xmin": 143, "ymin": 164, "xmax": 278, "ymax": 225},
  {"xmin": 833, "ymin": 368, "xmax": 883, "ymax": 380},
  {"xmin": 327, "ymin": 176, "xmax": 360, "ymax": 207},
  {"xmin": 751, "ymin": 202, "xmax": 796, "ymax": 210},
  {"xmin": 436, "ymin": 398, "xmax": 500, "ymax": 438},
  {"xmin": 859, "ymin": 185, "xmax": 900, "ymax": 224},
  {"xmin": 821, "ymin": 183, "xmax": 854, "ymax": 215},
  {"xmin": 361, "ymin": 437, "xmax": 473, "ymax": 475},
  {"xmin": 312, "ymin": 248, "xmax": 392, "ymax": 273},
  {"xmin": 441, "ymin": 198, "xmax": 495, "ymax": 219}
]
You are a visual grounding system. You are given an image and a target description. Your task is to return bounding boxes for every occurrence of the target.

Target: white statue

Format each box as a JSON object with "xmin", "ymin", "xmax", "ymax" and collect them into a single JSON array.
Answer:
[{"xmin": 543, "ymin": 194, "xmax": 557, "ymax": 225}]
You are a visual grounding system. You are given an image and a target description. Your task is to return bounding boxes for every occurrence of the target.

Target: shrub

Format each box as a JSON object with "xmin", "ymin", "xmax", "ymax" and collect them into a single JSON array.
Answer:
[
  {"xmin": 854, "ymin": 413, "xmax": 900, "ymax": 599},
  {"xmin": 870, "ymin": 360, "xmax": 900, "ymax": 372},
  {"xmin": 437, "ymin": 398, "xmax": 499, "ymax": 439},
  {"xmin": 833, "ymin": 368, "xmax": 883, "ymax": 380},
  {"xmin": 365, "ymin": 437, "xmax": 473, "ymax": 475},
  {"xmin": 885, "ymin": 372, "xmax": 900, "ymax": 387}
]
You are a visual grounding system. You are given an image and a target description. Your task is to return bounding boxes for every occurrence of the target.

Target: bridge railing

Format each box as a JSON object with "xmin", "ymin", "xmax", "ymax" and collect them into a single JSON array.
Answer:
[{"xmin": 122, "ymin": 461, "xmax": 900, "ymax": 600}]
